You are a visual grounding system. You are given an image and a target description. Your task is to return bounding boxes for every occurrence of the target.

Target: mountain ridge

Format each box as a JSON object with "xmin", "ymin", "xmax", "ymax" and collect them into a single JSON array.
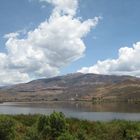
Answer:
[{"xmin": 0, "ymin": 73, "xmax": 140, "ymax": 102}]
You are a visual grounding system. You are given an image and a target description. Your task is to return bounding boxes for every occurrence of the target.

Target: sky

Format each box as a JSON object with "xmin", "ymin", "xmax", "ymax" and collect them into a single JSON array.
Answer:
[{"xmin": 0, "ymin": 0, "xmax": 140, "ymax": 85}]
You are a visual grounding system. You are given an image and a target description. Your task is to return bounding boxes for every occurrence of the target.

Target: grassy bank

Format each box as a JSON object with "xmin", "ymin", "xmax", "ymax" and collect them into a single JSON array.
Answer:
[{"xmin": 0, "ymin": 112, "xmax": 140, "ymax": 140}]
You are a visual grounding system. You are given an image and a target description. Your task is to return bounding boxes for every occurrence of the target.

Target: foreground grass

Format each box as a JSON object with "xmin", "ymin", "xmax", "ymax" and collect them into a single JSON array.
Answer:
[{"xmin": 0, "ymin": 112, "xmax": 140, "ymax": 140}]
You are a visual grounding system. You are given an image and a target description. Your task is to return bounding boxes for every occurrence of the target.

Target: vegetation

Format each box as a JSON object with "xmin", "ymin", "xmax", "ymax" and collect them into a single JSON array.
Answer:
[{"xmin": 0, "ymin": 112, "xmax": 140, "ymax": 140}]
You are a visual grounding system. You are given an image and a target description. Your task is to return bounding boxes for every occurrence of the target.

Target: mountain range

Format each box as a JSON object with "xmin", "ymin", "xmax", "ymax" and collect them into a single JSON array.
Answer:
[{"xmin": 0, "ymin": 73, "xmax": 140, "ymax": 102}]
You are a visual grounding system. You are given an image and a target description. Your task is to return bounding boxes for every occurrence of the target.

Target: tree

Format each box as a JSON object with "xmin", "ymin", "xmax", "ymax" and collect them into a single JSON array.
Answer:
[{"xmin": 37, "ymin": 112, "xmax": 68, "ymax": 139}]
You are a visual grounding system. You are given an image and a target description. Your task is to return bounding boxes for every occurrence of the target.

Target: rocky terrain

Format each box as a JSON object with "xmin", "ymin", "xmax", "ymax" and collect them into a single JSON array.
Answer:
[{"xmin": 0, "ymin": 73, "xmax": 140, "ymax": 102}]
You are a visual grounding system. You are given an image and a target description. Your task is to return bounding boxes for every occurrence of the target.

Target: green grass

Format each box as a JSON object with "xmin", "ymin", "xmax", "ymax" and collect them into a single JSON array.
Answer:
[{"xmin": 0, "ymin": 113, "xmax": 140, "ymax": 140}]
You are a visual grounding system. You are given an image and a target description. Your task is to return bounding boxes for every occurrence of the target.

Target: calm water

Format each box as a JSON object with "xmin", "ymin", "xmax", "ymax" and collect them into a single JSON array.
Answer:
[{"xmin": 0, "ymin": 101, "xmax": 140, "ymax": 121}]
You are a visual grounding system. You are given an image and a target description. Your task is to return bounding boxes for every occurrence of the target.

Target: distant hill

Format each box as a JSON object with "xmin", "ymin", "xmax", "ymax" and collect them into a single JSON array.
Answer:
[{"xmin": 0, "ymin": 73, "xmax": 140, "ymax": 102}]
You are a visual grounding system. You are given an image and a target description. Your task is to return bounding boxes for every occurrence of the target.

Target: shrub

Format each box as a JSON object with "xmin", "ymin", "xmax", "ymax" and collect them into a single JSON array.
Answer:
[
  {"xmin": 24, "ymin": 127, "xmax": 40, "ymax": 140},
  {"xmin": 37, "ymin": 112, "xmax": 68, "ymax": 139},
  {"xmin": 57, "ymin": 132, "xmax": 77, "ymax": 140},
  {"xmin": 76, "ymin": 129, "xmax": 87, "ymax": 140},
  {"xmin": 0, "ymin": 116, "xmax": 16, "ymax": 140}
]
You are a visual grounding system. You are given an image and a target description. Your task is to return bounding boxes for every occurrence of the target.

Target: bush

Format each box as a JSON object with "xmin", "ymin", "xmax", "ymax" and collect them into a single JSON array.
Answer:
[
  {"xmin": 76, "ymin": 129, "xmax": 87, "ymax": 140},
  {"xmin": 24, "ymin": 127, "xmax": 40, "ymax": 140},
  {"xmin": 37, "ymin": 112, "xmax": 68, "ymax": 139},
  {"xmin": 13, "ymin": 114, "xmax": 38, "ymax": 127},
  {"xmin": 0, "ymin": 116, "xmax": 16, "ymax": 140},
  {"xmin": 124, "ymin": 121, "xmax": 140, "ymax": 140},
  {"xmin": 57, "ymin": 132, "xmax": 77, "ymax": 140},
  {"xmin": 0, "ymin": 113, "xmax": 140, "ymax": 140}
]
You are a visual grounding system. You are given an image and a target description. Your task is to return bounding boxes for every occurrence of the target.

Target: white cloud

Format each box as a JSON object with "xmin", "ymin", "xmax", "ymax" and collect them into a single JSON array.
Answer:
[
  {"xmin": 0, "ymin": 0, "xmax": 100, "ymax": 85},
  {"xmin": 39, "ymin": 0, "xmax": 78, "ymax": 16},
  {"xmin": 78, "ymin": 42, "xmax": 140, "ymax": 77}
]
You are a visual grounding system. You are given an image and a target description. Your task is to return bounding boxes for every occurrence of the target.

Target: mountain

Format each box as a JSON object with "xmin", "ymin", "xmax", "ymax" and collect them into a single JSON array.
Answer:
[{"xmin": 0, "ymin": 73, "xmax": 140, "ymax": 102}]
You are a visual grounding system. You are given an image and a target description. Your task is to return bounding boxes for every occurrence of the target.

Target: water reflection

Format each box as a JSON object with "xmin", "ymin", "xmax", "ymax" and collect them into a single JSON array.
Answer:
[
  {"xmin": 0, "ymin": 101, "xmax": 140, "ymax": 121},
  {"xmin": 1, "ymin": 101, "xmax": 140, "ymax": 113}
]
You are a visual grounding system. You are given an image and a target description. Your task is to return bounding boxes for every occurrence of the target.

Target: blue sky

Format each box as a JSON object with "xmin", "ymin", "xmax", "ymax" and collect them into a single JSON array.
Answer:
[
  {"xmin": 0, "ymin": 0, "xmax": 140, "ymax": 85},
  {"xmin": 64, "ymin": 0, "xmax": 140, "ymax": 73}
]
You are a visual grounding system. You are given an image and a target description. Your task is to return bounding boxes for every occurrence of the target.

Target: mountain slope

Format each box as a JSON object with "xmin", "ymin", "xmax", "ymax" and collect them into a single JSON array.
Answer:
[{"xmin": 0, "ymin": 73, "xmax": 140, "ymax": 102}]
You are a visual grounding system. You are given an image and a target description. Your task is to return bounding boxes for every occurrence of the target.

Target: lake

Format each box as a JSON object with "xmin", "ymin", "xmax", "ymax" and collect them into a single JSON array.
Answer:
[{"xmin": 0, "ymin": 101, "xmax": 140, "ymax": 121}]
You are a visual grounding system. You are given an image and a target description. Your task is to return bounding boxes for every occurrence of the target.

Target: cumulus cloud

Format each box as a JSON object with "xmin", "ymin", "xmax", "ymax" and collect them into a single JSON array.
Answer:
[
  {"xmin": 0, "ymin": 0, "xmax": 100, "ymax": 85},
  {"xmin": 78, "ymin": 42, "xmax": 140, "ymax": 77},
  {"xmin": 39, "ymin": 0, "xmax": 78, "ymax": 16}
]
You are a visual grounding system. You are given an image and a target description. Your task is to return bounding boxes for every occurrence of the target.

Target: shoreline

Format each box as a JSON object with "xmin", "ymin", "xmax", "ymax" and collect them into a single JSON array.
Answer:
[{"xmin": 1, "ymin": 99, "xmax": 140, "ymax": 104}]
